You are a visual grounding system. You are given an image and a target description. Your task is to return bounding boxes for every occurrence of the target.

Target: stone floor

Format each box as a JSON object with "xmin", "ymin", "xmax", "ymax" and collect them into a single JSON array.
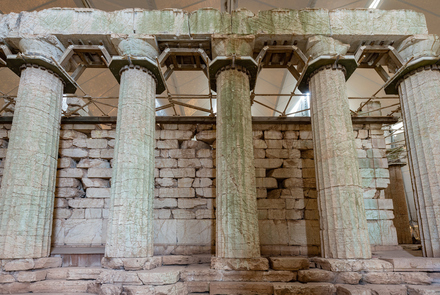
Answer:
[{"xmin": 1, "ymin": 246, "xmax": 440, "ymax": 294}]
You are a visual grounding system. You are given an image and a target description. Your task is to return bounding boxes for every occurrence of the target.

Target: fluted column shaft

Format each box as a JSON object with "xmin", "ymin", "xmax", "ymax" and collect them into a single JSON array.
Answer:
[
  {"xmin": 216, "ymin": 68, "xmax": 260, "ymax": 258},
  {"xmin": 105, "ymin": 66, "xmax": 156, "ymax": 258},
  {"xmin": 0, "ymin": 65, "xmax": 63, "ymax": 258},
  {"xmin": 398, "ymin": 67, "xmax": 440, "ymax": 256},
  {"xmin": 310, "ymin": 65, "xmax": 371, "ymax": 259}
]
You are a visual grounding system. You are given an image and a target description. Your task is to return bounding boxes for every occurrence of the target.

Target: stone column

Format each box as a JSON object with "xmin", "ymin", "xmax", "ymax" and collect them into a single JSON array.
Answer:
[
  {"xmin": 0, "ymin": 37, "xmax": 66, "ymax": 258},
  {"xmin": 105, "ymin": 39, "xmax": 159, "ymax": 263},
  {"xmin": 385, "ymin": 164, "xmax": 413, "ymax": 244},
  {"xmin": 307, "ymin": 36, "xmax": 371, "ymax": 259},
  {"xmin": 211, "ymin": 37, "xmax": 267, "ymax": 270},
  {"xmin": 396, "ymin": 35, "xmax": 440, "ymax": 256}
]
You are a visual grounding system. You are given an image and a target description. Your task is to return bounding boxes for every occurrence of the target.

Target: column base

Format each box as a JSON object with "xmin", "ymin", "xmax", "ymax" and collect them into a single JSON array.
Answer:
[
  {"xmin": 211, "ymin": 257, "xmax": 269, "ymax": 271},
  {"xmin": 312, "ymin": 257, "xmax": 393, "ymax": 272},
  {"xmin": 101, "ymin": 256, "xmax": 162, "ymax": 270}
]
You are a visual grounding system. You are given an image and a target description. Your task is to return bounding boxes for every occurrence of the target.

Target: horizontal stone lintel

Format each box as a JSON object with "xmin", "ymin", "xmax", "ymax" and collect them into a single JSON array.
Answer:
[{"xmin": 0, "ymin": 116, "xmax": 399, "ymax": 125}]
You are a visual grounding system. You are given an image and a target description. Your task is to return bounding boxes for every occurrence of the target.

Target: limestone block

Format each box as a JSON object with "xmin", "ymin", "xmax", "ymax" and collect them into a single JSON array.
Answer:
[
  {"xmin": 77, "ymin": 159, "xmax": 110, "ymax": 168},
  {"xmin": 195, "ymin": 188, "xmax": 215, "ymax": 198},
  {"xmin": 56, "ymin": 178, "xmax": 80, "ymax": 188},
  {"xmin": 91, "ymin": 130, "xmax": 116, "ymax": 139},
  {"xmin": 172, "ymin": 209, "xmax": 196, "ymax": 219},
  {"xmin": 196, "ymin": 168, "xmax": 215, "ymax": 178},
  {"xmin": 34, "ymin": 257, "xmax": 61, "ymax": 270},
  {"xmin": 154, "ymin": 198, "xmax": 177, "ymax": 209},
  {"xmin": 195, "ymin": 130, "xmax": 216, "ymax": 144},
  {"xmin": 155, "ymin": 158, "xmax": 178, "ymax": 168},
  {"xmin": 288, "ymin": 220, "xmax": 320, "ymax": 245},
  {"xmin": 266, "ymin": 149, "xmax": 301, "ymax": 159},
  {"xmin": 0, "ymin": 274, "xmax": 15, "ymax": 283},
  {"xmin": 55, "ymin": 188, "xmax": 84, "ymax": 198},
  {"xmin": 253, "ymin": 139, "xmax": 268, "ymax": 149},
  {"xmin": 68, "ymin": 199, "xmax": 104, "ymax": 208},
  {"xmin": 177, "ymin": 178, "xmax": 193, "ymax": 187},
  {"xmin": 192, "ymin": 178, "xmax": 212, "ymax": 188},
  {"xmin": 0, "ymin": 282, "xmax": 30, "ymax": 294},
  {"xmin": 335, "ymin": 272, "xmax": 362, "ymax": 285},
  {"xmin": 286, "ymin": 198, "xmax": 305, "ymax": 210},
  {"xmin": 273, "ymin": 282, "xmax": 336, "ymax": 295},
  {"xmin": 72, "ymin": 138, "xmax": 86, "ymax": 147},
  {"xmin": 283, "ymin": 159, "xmax": 302, "ymax": 168},
  {"xmin": 267, "ymin": 168, "xmax": 301, "ymax": 179},
  {"xmin": 407, "ymin": 285, "xmax": 440, "ymax": 295},
  {"xmin": 156, "ymin": 178, "xmax": 177, "ymax": 187},
  {"xmin": 211, "ymin": 258, "xmax": 269, "ymax": 271},
  {"xmin": 59, "ymin": 148, "xmax": 88, "ymax": 158},
  {"xmin": 159, "ymin": 130, "xmax": 194, "ymax": 140},
  {"xmin": 60, "ymin": 130, "xmax": 87, "ymax": 140},
  {"xmin": 254, "ymin": 148, "xmax": 265, "ymax": 158},
  {"xmin": 81, "ymin": 178, "xmax": 109, "ymax": 188},
  {"xmin": 196, "ymin": 209, "xmax": 215, "ymax": 219},
  {"xmin": 160, "ymin": 168, "xmax": 195, "ymax": 178},
  {"xmin": 87, "ymin": 168, "xmax": 112, "ymax": 178},
  {"xmin": 154, "ymin": 220, "xmax": 177, "ymax": 244},
  {"xmin": 266, "ymin": 140, "xmax": 284, "ymax": 149},
  {"xmin": 298, "ymin": 269, "xmax": 335, "ymax": 283},
  {"xmin": 210, "ymin": 282, "xmax": 273, "ymax": 294},
  {"xmin": 178, "ymin": 198, "xmax": 207, "ymax": 209},
  {"xmin": 154, "ymin": 282, "xmax": 187, "ymax": 295},
  {"xmin": 286, "ymin": 210, "xmax": 303, "ymax": 220},
  {"xmin": 313, "ymin": 257, "xmax": 393, "ymax": 272},
  {"xmin": 255, "ymin": 168, "xmax": 266, "ymax": 178},
  {"xmin": 181, "ymin": 140, "xmax": 210, "ymax": 150},
  {"xmin": 253, "ymin": 131, "xmax": 263, "ymax": 139},
  {"xmin": 264, "ymin": 130, "xmax": 283, "ymax": 140},
  {"xmin": 100, "ymin": 149, "xmax": 114, "ymax": 159},
  {"xmin": 60, "ymin": 140, "xmax": 73, "ymax": 149},
  {"xmin": 154, "ymin": 209, "xmax": 172, "ymax": 219},
  {"xmin": 16, "ymin": 270, "xmax": 47, "ymax": 282},
  {"xmin": 159, "ymin": 188, "xmax": 194, "ymax": 198},
  {"xmin": 63, "ymin": 219, "xmax": 103, "ymax": 244},
  {"xmin": 85, "ymin": 139, "xmax": 107, "ymax": 149},
  {"xmin": 122, "ymin": 257, "xmax": 162, "ymax": 271},
  {"xmin": 58, "ymin": 157, "xmax": 76, "ymax": 168},
  {"xmin": 178, "ymin": 159, "xmax": 202, "ymax": 168},
  {"xmin": 269, "ymin": 257, "xmax": 309, "ymax": 271},
  {"xmin": 85, "ymin": 208, "xmax": 102, "ymax": 218},
  {"xmin": 255, "ymin": 177, "xmax": 277, "ymax": 188},
  {"xmin": 257, "ymin": 199, "xmax": 285, "ymax": 209},
  {"xmin": 3, "ymin": 259, "xmax": 35, "ymax": 271},
  {"xmin": 97, "ymin": 270, "xmax": 142, "ymax": 285},
  {"xmin": 259, "ymin": 220, "xmax": 289, "ymax": 245},
  {"xmin": 381, "ymin": 258, "xmax": 440, "ymax": 271},
  {"xmin": 157, "ymin": 139, "xmax": 179, "ymax": 149},
  {"xmin": 363, "ymin": 272, "xmax": 431, "ymax": 285},
  {"xmin": 196, "ymin": 149, "xmax": 212, "ymax": 158},
  {"xmin": 137, "ymin": 266, "xmax": 181, "ymax": 285},
  {"xmin": 336, "ymin": 284, "xmax": 407, "ymax": 295},
  {"xmin": 57, "ymin": 168, "xmax": 86, "ymax": 178},
  {"xmin": 282, "ymin": 178, "xmax": 303, "ymax": 188},
  {"xmin": 283, "ymin": 139, "xmax": 313, "ymax": 150},
  {"xmin": 100, "ymin": 285, "xmax": 124, "ymax": 295}
]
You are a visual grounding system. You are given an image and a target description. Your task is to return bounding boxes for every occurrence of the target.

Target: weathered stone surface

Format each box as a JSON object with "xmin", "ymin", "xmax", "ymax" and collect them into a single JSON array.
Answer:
[
  {"xmin": 29, "ymin": 280, "xmax": 90, "ymax": 293},
  {"xmin": 398, "ymin": 63, "xmax": 440, "ymax": 257},
  {"xmin": 335, "ymin": 272, "xmax": 362, "ymax": 285},
  {"xmin": 0, "ymin": 274, "xmax": 15, "ymax": 283},
  {"xmin": 16, "ymin": 270, "xmax": 47, "ymax": 282},
  {"xmin": 65, "ymin": 267, "xmax": 103, "ymax": 280},
  {"xmin": 309, "ymin": 62, "xmax": 370, "ymax": 259},
  {"xmin": 215, "ymin": 64, "xmax": 260, "ymax": 259},
  {"xmin": 0, "ymin": 282, "xmax": 30, "ymax": 294},
  {"xmin": 336, "ymin": 284, "xmax": 407, "ymax": 295},
  {"xmin": 124, "ymin": 256, "xmax": 163, "ymax": 270},
  {"xmin": 105, "ymin": 61, "xmax": 156, "ymax": 258},
  {"xmin": 97, "ymin": 270, "xmax": 143, "ymax": 285},
  {"xmin": 137, "ymin": 266, "xmax": 181, "ymax": 285},
  {"xmin": 3, "ymin": 259, "xmax": 35, "ymax": 271},
  {"xmin": 407, "ymin": 285, "xmax": 440, "ymax": 295},
  {"xmin": 298, "ymin": 269, "xmax": 336, "ymax": 283},
  {"xmin": 34, "ymin": 257, "xmax": 62, "ymax": 269},
  {"xmin": 313, "ymin": 258, "xmax": 393, "ymax": 272},
  {"xmin": 0, "ymin": 63, "xmax": 64, "ymax": 259},
  {"xmin": 211, "ymin": 257, "xmax": 269, "ymax": 271},
  {"xmin": 273, "ymin": 282, "xmax": 336, "ymax": 295},
  {"xmin": 269, "ymin": 257, "xmax": 309, "ymax": 271},
  {"xmin": 210, "ymin": 282, "xmax": 273, "ymax": 294},
  {"xmin": 363, "ymin": 271, "xmax": 431, "ymax": 285},
  {"xmin": 381, "ymin": 258, "xmax": 440, "ymax": 271}
]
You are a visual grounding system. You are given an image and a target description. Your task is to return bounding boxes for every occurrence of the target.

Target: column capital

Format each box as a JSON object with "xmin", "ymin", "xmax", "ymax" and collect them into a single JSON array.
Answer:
[
  {"xmin": 209, "ymin": 35, "xmax": 258, "ymax": 91},
  {"xmin": 298, "ymin": 36, "xmax": 357, "ymax": 93},
  {"xmin": 5, "ymin": 36, "xmax": 77, "ymax": 93},
  {"xmin": 384, "ymin": 34, "xmax": 440, "ymax": 94},
  {"xmin": 108, "ymin": 36, "xmax": 165, "ymax": 94}
]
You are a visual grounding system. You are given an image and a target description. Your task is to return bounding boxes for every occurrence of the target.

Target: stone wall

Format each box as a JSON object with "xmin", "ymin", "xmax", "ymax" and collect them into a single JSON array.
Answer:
[{"xmin": 0, "ymin": 121, "xmax": 395, "ymax": 256}]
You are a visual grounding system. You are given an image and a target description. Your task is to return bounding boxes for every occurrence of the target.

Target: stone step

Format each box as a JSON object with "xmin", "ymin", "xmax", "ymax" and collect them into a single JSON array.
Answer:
[
  {"xmin": 209, "ymin": 282, "xmax": 273, "ymax": 294},
  {"xmin": 336, "ymin": 284, "xmax": 408, "ymax": 295},
  {"xmin": 273, "ymin": 282, "xmax": 336, "ymax": 295},
  {"xmin": 269, "ymin": 257, "xmax": 310, "ymax": 271}
]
